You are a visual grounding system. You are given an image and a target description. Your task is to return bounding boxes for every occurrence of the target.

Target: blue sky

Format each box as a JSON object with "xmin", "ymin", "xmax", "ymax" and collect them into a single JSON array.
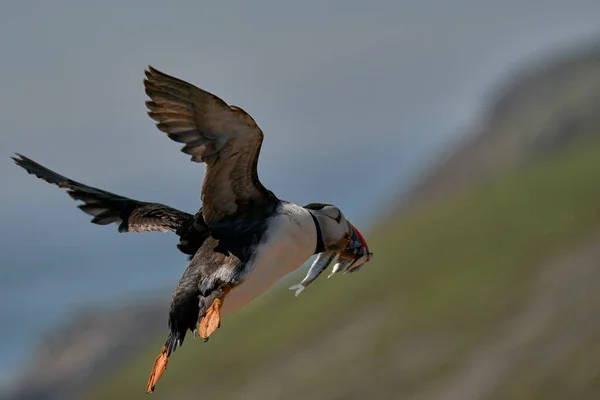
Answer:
[{"xmin": 1, "ymin": 0, "xmax": 600, "ymax": 381}]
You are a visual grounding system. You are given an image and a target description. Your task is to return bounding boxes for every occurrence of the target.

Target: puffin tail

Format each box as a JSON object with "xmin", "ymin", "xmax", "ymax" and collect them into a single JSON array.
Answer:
[{"xmin": 146, "ymin": 333, "xmax": 180, "ymax": 394}]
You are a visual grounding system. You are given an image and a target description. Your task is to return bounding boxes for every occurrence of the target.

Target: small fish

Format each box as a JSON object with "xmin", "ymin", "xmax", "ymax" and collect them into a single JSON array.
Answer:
[
  {"xmin": 327, "ymin": 259, "xmax": 351, "ymax": 278},
  {"xmin": 344, "ymin": 252, "xmax": 373, "ymax": 274},
  {"xmin": 289, "ymin": 229, "xmax": 374, "ymax": 296},
  {"xmin": 289, "ymin": 252, "xmax": 338, "ymax": 296},
  {"xmin": 334, "ymin": 234, "xmax": 373, "ymax": 275}
]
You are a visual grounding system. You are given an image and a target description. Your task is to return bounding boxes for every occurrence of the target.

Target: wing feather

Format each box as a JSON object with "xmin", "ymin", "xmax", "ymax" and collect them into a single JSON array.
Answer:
[
  {"xmin": 143, "ymin": 66, "xmax": 278, "ymax": 228},
  {"xmin": 12, "ymin": 154, "xmax": 192, "ymax": 234}
]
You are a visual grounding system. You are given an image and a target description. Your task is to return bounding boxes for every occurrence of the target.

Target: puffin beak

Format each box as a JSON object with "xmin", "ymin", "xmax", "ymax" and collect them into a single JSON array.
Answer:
[
  {"xmin": 288, "ymin": 221, "xmax": 374, "ymax": 295},
  {"xmin": 342, "ymin": 222, "xmax": 373, "ymax": 273}
]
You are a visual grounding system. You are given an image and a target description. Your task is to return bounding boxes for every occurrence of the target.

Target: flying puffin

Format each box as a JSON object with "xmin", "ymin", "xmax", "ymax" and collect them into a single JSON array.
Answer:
[{"xmin": 12, "ymin": 66, "xmax": 373, "ymax": 393}]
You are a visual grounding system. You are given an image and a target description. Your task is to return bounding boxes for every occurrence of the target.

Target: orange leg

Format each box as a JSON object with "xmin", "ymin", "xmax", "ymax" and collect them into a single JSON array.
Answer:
[
  {"xmin": 146, "ymin": 345, "xmax": 168, "ymax": 393},
  {"xmin": 198, "ymin": 286, "xmax": 232, "ymax": 340},
  {"xmin": 146, "ymin": 287, "xmax": 232, "ymax": 393}
]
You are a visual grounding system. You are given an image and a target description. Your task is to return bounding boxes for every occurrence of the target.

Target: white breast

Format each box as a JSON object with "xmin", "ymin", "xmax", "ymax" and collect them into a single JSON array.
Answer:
[{"xmin": 221, "ymin": 202, "xmax": 317, "ymax": 315}]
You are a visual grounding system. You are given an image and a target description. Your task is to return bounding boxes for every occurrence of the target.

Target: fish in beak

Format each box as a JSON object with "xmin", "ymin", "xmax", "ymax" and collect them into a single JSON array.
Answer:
[{"xmin": 289, "ymin": 222, "xmax": 373, "ymax": 296}]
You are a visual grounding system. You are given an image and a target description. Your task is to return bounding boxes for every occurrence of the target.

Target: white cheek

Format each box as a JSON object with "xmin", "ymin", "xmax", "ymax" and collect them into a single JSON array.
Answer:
[{"xmin": 327, "ymin": 223, "xmax": 346, "ymax": 242}]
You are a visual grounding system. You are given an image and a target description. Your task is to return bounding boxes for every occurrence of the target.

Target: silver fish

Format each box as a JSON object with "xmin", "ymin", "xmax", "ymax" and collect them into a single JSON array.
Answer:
[
  {"xmin": 344, "ymin": 251, "xmax": 373, "ymax": 274},
  {"xmin": 327, "ymin": 259, "xmax": 351, "ymax": 278},
  {"xmin": 289, "ymin": 252, "xmax": 338, "ymax": 296}
]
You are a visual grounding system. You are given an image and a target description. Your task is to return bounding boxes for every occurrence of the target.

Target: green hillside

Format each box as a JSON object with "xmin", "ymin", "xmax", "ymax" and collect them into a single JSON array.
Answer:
[
  {"xmin": 86, "ymin": 137, "xmax": 600, "ymax": 399},
  {"xmin": 396, "ymin": 41, "xmax": 600, "ymax": 220}
]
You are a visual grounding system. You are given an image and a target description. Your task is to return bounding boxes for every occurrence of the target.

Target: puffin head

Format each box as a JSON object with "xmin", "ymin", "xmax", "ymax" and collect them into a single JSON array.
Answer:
[{"xmin": 304, "ymin": 203, "xmax": 373, "ymax": 273}]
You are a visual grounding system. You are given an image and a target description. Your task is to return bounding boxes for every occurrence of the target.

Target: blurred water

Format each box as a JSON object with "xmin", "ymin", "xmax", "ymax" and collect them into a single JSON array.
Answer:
[{"xmin": 0, "ymin": 232, "xmax": 183, "ymax": 383}]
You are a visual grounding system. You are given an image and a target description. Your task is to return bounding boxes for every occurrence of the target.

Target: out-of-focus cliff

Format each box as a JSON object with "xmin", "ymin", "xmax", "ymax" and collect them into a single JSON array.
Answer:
[{"xmin": 393, "ymin": 40, "xmax": 600, "ymax": 218}]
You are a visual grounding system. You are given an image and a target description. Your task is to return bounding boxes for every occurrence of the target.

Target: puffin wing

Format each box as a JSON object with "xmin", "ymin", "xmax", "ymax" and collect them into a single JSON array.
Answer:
[
  {"xmin": 12, "ymin": 154, "xmax": 193, "ymax": 233},
  {"xmin": 144, "ymin": 66, "xmax": 278, "ymax": 229}
]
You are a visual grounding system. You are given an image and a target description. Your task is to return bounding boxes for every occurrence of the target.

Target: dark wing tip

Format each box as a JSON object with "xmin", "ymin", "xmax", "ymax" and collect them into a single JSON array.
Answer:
[
  {"xmin": 144, "ymin": 65, "xmax": 172, "ymax": 85},
  {"xmin": 12, "ymin": 153, "xmax": 44, "ymax": 176},
  {"xmin": 144, "ymin": 65, "xmax": 160, "ymax": 79},
  {"xmin": 12, "ymin": 153, "xmax": 26, "ymax": 164},
  {"xmin": 143, "ymin": 66, "xmax": 157, "ymax": 88}
]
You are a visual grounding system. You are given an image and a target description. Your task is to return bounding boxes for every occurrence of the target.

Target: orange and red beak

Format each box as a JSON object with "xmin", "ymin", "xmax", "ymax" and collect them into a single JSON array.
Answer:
[
  {"xmin": 349, "ymin": 222, "xmax": 369, "ymax": 253},
  {"xmin": 345, "ymin": 222, "xmax": 373, "ymax": 273}
]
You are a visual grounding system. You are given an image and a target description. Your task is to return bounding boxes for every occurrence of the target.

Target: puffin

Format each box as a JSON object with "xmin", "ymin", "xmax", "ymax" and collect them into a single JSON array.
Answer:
[{"xmin": 12, "ymin": 66, "xmax": 373, "ymax": 393}]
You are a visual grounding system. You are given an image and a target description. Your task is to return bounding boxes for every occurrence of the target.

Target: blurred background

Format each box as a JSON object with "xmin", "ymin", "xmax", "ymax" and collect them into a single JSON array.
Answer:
[{"xmin": 1, "ymin": 1, "xmax": 600, "ymax": 399}]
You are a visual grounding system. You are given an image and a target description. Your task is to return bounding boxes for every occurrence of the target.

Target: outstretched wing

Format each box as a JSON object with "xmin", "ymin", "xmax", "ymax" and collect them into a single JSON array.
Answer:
[
  {"xmin": 143, "ymin": 66, "xmax": 278, "ymax": 228},
  {"xmin": 12, "ymin": 154, "xmax": 193, "ymax": 233}
]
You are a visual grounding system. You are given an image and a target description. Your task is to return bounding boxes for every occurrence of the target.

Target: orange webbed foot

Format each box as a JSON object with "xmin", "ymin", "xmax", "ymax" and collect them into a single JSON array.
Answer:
[
  {"xmin": 146, "ymin": 345, "xmax": 169, "ymax": 393},
  {"xmin": 198, "ymin": 287, "xmax": 231, "ymax": 341}
]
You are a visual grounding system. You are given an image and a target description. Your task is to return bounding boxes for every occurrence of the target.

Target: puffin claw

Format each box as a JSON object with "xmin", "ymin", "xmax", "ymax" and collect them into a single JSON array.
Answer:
[{"xmin": 288, "ymin": 284, "xmax": 305, "ymax": 297}]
